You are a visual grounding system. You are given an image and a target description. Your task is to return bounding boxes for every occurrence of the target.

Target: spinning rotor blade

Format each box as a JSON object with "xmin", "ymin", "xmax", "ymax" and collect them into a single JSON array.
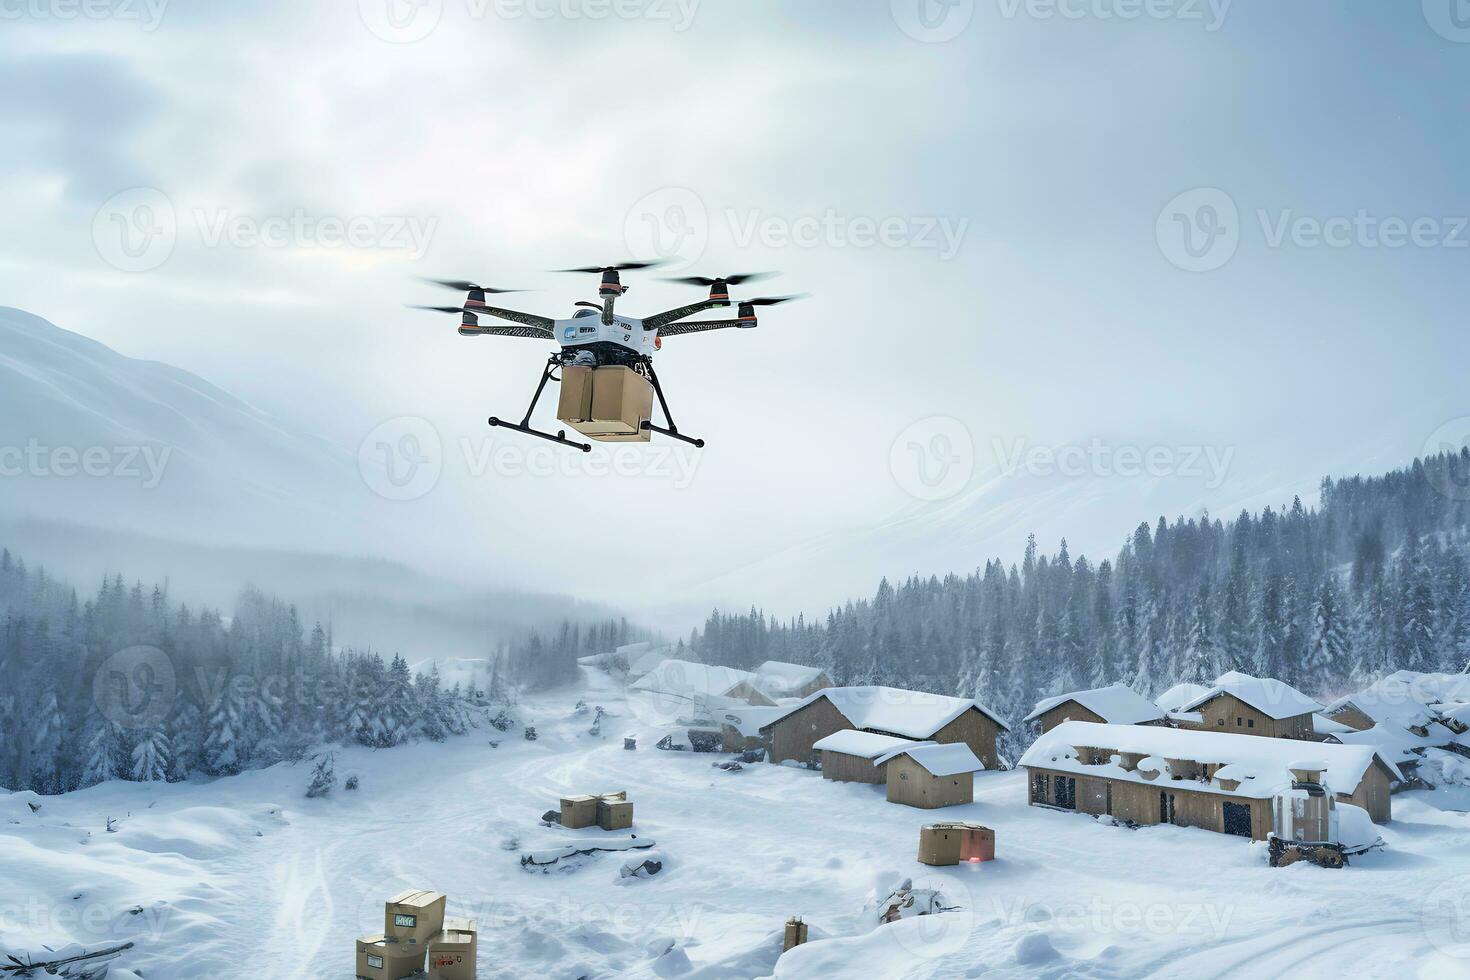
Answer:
[
  {"xmin": 741, "ymin": 293, "xmax": 808, "ymax": 306},
  {"xmin": 407, "ymin": 304, "xmax": 473, "ymax": 314},
  {"xmin": 421, "ymin": 278, "xmax": 528, "ymax": 293},
  {"xmin": 661, "ymin": 272, "xmax": 778, "ymax": 287},
  {"xmin": 552, "ymin": 260, "xmax": 666, "ymax": 274}
]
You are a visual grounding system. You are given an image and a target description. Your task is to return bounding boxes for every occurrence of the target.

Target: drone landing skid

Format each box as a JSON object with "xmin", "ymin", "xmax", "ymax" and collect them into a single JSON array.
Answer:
[
  {"xmin": 640, "ymin": 420, "xmax": 705, "ymax": 449},
  {"xmin": 488, "ymin": 416, "xmax": 592, "ymax": 453}
]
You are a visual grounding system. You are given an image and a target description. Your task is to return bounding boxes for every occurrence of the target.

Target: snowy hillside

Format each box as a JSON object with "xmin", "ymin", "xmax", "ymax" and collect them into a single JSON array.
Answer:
[
  {"xmin": 5, "ymin": 665, "xmax": 1468, "ymax": 979},
  {"xmin": 0, "ymin": 306, "xmax": 365, "ymax": 551}
]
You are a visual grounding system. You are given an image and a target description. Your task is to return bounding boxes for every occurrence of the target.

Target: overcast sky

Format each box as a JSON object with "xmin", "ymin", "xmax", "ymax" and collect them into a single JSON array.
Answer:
[{"xmin": 3, "ymin": 0, "xmax": 1469, "ymax": 624}]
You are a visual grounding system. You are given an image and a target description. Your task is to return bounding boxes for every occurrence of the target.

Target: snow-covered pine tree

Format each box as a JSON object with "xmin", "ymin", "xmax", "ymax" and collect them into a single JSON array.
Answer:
[
  {"xmin": 130, "ymin": 728, "xmax": 171, "ymax": 782},
  {"xmin": 201, "ymin": 685, "xmax": 245, "ymax": 776},
  {"xmin": 1306, "ymin": 576, "xmax": 1350, "ymax": 677},
  {"xmin": 29, "ymin": 686, "xmax": 67, "ymax": 794}
]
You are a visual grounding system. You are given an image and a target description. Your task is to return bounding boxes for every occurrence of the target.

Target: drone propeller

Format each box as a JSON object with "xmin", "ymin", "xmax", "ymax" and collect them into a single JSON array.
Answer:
[
  {"xmin": 552, "ymin": 260, "xmax": 666, "ymax": 274},
  {"xmin": 421, "ymin": 278, "xmax": 528, "ymax": 293},
  {"xmin": 407, "ymin": 304, "xmax": 471, "ymax": 314},
  {"xmin": 662, "ymin": 272, "xmax": 778, "ymax": 287},
  {"xmin": 740, "ymin": 294, "xmax": 808, "ymax": 306}
]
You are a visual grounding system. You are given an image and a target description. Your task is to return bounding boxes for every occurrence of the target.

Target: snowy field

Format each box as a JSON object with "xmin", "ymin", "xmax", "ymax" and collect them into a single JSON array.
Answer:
[{"xmin": 6, "ymin": 667, "xmax": 1470, "ymax": 979}]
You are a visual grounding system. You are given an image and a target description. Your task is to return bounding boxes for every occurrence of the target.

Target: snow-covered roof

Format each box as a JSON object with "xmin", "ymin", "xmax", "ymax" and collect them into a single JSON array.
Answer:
[
  {"xmin": 1019, "ymin": 720, "xmax": 1401, "ymax": 800},
  {"xmin": 873, "ymin": 741, "xmax": 985, "ymax": 776},
  {"xmin": 813, "ymin": 729, "xmax": 929, "ymax": 759},
  {"xmin": 1312, "ymin": 713, "xmax": 1354, "ymax": 737},
  {"xmin": 1180, "ymin": 672, "xmax": 1323, "ymax": 720},
  {"xmin": 715, "ymin": 703, "xmax": 788, "ymax": 737},
  {"xmin": 630, "ymin": 660, "xmax": 759, "ymax": 702},
  {"xmin": 1325, "ymin": 671, "xmax": 1470, "ymax": 730},
  {"xmin": 1025, "ymin": 684, "xmax": 1166, "ymax": 726},
  {"xmin": 1327, "ymin": 720, "xmax": 1462, "ymax": 765},
  {"xmin": 753, "ymin": 661, "xmax": 829, "ymax": 697},
  {"xmin": 759, "ymin": 686, "xmax": 1009, "ymax": 736},
  {"xmin": 1154, "ymin": 682, "xmax": 1211, "ymax": 713}
]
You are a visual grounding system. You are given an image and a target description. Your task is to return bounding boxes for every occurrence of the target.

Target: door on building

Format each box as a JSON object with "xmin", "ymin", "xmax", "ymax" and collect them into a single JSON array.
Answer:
[
  {"xmin": 1159, "ymin": 791, "xmax": 1176, "ymax": 825},
  {"xmin": 1223, "ymin": 801, "xmax": 1252, "ymax": 838},
  {"xmin": 1056, "ymin": 776, "xmax": 1076, "ymax": 810},
  {"xmin": 1105, "ymin": 782, "xmax": 1113, "ymax": 816}
]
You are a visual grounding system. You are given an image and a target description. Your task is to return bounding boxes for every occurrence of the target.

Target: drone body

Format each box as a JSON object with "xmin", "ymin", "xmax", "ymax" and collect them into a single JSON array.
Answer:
[{"xmin": 411, "ymin": 263, "xmax": 801, "ymax": 452}]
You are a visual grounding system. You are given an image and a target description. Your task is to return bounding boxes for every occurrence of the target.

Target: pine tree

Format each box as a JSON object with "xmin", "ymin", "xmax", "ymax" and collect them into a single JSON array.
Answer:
[
  {"xmin": 202, "ymin": 686, "xmax": 245, "ymax": 776},
  {"xmin": 130, "ymin": 728, "xmax": 171, "ymax": 782}
]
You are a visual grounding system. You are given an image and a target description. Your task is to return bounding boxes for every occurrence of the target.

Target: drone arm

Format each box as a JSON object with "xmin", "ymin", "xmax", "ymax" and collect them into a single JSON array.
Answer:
[
  {"xmin": 640, "ymin": 298, "xmax": 728, "ymax": 332},
  {"xmin": 460, "ymin": 323, "xmax": 555, "ymax": 339},
  {"xmin": 467, "ymin": 304, "xmax": 555, "ymax": 330},
  {"xmin": 657, "ymin": 319, "xmax": 744, "ymax": 337}
]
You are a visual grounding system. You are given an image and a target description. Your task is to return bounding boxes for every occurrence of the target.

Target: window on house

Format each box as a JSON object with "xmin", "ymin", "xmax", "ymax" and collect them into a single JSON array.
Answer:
[
  {"xmin": 1236, "ymin": 717, "xmax": 1243, "ymax": 727},
  {"xmin": 1032, "ymin": 772, "xmax": 1050, "ymax": 802},
  {"xmin": 1247, "ymin": 719, "xmax": 1254, "ymax": 728},
  {"xmin": 1160, "ymin": 791, "xmax": 1176, "ymax": 824},
  {"xmin": 1056, "ymin": 776, "xmax": 1077, "ymax": 810}
]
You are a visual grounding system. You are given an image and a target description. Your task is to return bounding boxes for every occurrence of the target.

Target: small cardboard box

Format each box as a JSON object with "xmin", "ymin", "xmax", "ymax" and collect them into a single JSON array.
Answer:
[
  {"xmin": 597, "ymin": 798, "xmax": 633, "ymax": 831},
  {"xmin": 917, "ymin": 823, "xmax": 994, "ymax": 866},
  {"xmin": 427, "ymin": 917, "xmax": 477, "ymax": 980},
  {"xmin": 782, "ymin": 917, "xmax": 809, "ymax": 952},
  {"xmin": 557, "ymin": 365, "xmax": 594, "ymax": 423},
  {"xmin": 356, "ymin": 934, "xmax": 425, "ymax": 980},
  {"xmin": 574, "ymin": 366, "xmax": 653, "ymax": 437},
  {"xmin": 385, "ymin": 890, "xmax": 446, "ymax": 947},
  {"xmin": 560, "ymin": 795, "xmax": 599, "ymax": 829}
]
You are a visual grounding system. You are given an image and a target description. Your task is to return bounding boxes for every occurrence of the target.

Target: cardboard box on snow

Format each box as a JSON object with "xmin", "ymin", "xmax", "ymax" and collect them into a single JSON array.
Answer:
[
  {"xmin": 427, "ymin": 916, "xmax": 478, "ymax": 980},
  {"xmin": 385, "ymin": 889, "xmax": 446, "ymax": 947},
  {"xmin": 356, "ymin": 934, "xmax": 425, "ymax": 980},
  {"xmin": 561, "ymin": 794, "xmax": 599, "ymax": 829}
]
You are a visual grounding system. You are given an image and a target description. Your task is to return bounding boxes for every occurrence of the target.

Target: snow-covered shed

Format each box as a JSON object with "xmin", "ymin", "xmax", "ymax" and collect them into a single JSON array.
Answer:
[
  {"xmin": 714, "ymin": 702, "xmax": 788, "ymax": 753},
  {"xmin": 1024, "ymin": 684, "xmax": 1166, "ymax": 733},
  {"xmin": 1177, "ymin": 671, "xmax": 1324, "ymax": 740},
  {"xmin": 753, "ymin": 660, "xmax": 833, "ymax": 700},
  {"xmin": 875, "ymin": 742, "xmax": 986, "ymax": 809},
  {"xmin": 758, "ymin": 686, "xmax": 1008, "ymax": 771},
  {"xmin": 812, "ymin": 730, "xmax": 932, "ymax": 784},
  {"xmin": 1019, "ymin": 721, "xmax": 1400, "ymax": 838},
  {"xmin": 629, "ymin": 660, "xmax": 777, "ymax": 711}
]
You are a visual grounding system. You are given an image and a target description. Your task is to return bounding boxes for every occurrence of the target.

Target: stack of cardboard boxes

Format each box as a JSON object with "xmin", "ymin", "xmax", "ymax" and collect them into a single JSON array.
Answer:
[
  {"xmin": 917, "ymin": 822, "xmax": 995, "ymax": 866},
  {"xmin": 559, "ymin": 790, "xmax": 634, "ymax": 831},
  {"xmin": 556, "ymin": 366, "xmax": 655, "ymax": 443},
  {"xmin": 355, "ymin": 889, "xmax": 477, "ymax": 980}
]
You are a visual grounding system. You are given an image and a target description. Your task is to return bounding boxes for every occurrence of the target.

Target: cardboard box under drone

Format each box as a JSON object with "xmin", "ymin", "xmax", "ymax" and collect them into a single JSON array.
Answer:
[
  {"xmin": 385, "ymin": 889, "xmax": 447, "ymax": 948},
  {"xmin": 557, "ymin": 365, "xmax": 653, "ymax": 440},
  {"xmin": 427, "ymin": 916, "xmax": 478, "ymax": 980},
  {"xmin": 356, "ymin": 934, "xmax": 426, "ymax": 980}
]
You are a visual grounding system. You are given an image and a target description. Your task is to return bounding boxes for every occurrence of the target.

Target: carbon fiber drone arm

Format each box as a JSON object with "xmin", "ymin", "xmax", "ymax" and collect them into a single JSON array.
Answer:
[
  {"xmin": 465, "ymin": 304, "xmax": 555, "ymax": 330},
  {"xmin": 461, "ymin": 323, "xmax": 556, "ymax": 339},
  {"xmin": 640, "ymin": 298, "xmax": 727, "ymax": 332},
  {"xmin": 657, "ymin": 319, "xmax": 742, "ymax": 337}
]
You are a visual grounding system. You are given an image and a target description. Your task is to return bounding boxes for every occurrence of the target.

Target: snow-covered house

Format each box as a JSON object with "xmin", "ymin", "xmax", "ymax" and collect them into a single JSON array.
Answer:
[
  {"xmin": 753, "ymin": 661, "xmax": 833, "ymax": 700},
  {"xmin": 876, "ymin": 742, "xmax": 986, "ymax": 809},
  {"xmin": 1319, "ymin": 671, "xmax": 1470, "ymax": 784},
  {"xmin": 758, "ymin": 686, "xmax": 1008, "ymax": 770},
  {"xmin": 629, "ymin": 659, "xmax": 777, "ymax": 712},
  {"xmin": 1024, "ymin": 684, "xmax": 1166, "ymax": 734},
  {"xmin": 812, "ymin": 730, "xmax": 931, "ymax": 784},
  {"xmin": 1019, "ymin": 720, "xmax": 1400, "ymax": 839},
  {"xmin": 715, "ymin": 702, "xmax": 788, "ymax": 754},
  {"xmin": 1175, "ymin": 671, "xmax": 1323, "ymax": 740}
]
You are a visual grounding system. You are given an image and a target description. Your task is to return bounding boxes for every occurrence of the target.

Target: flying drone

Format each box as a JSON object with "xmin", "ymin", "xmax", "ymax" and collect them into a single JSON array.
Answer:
[{"xmin": 410, "ymin": 262, "xmax": 803, "ymax": 452}]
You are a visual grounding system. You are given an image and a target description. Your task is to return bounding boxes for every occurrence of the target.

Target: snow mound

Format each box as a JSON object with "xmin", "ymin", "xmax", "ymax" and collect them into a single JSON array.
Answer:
[
  {"xmin": 1014, "ymin": 931, "xmax": 1060, "ymax": 965},
  {"xmin": 0, "ymin": 790, "xmax": 44, "ymax": 823}
]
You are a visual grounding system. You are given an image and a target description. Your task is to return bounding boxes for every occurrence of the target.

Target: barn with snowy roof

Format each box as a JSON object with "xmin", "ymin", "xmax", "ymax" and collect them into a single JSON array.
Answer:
[
  {"xmin": 758, "ymin": 686, "xmax": 1008, "ymax": 770},
  {"xmin": 1019, "ymin": 720, "xmax": 1400, "ymax": 839},
  {"xmin": 1025, "ymin": 684, "xmax": 1167, "ymax": 734},
  {"xmin": 1177, "ymin": 671, "xmax": 1323, "ymax": 740},
  {"xmin": 753, "ymin": 660, "xmax": 833, "ymax": 700}
]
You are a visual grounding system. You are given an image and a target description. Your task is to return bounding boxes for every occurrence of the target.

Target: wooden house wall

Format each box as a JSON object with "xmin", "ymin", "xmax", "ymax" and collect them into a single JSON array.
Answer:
[
  {"xmin": 886, "ymin": 755, "xmax": 974, "ymax": 808},
  {"xmin": 1036, "ymin": 701, "xmax": 1105, "ymax": 734},
  {"xmin": 931, "ymin": 708, "xmax": 1003, "ymax": 770},
  {"xmin": 821, "ymin": 749, "xmax": 887, "ymax": 783},
  {"xmin": 1196, "ymin": 693, "xmax": 1315, "ymax": 740},
  {"xmin": 766, "ymin": 697, "xmax": 852, "ymax": 765}
]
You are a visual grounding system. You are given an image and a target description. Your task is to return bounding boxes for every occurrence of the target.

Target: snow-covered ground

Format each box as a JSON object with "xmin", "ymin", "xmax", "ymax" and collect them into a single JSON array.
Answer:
[{"xmin": 6, "ymin": 667, "xmax": 1470, "ymax": 979}]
